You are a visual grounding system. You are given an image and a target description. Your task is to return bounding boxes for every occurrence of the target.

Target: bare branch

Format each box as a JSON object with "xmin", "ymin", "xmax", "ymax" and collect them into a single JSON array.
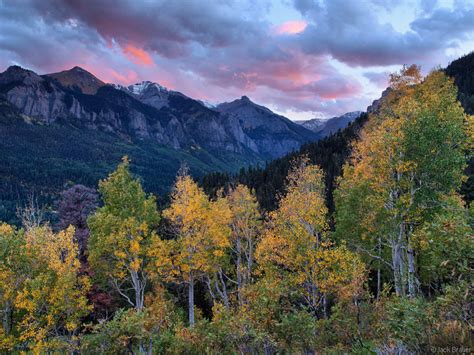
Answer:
[
  {"xmin": 350, "ymin": 243, "xmax": 393, "ymax": 270},
  {"xmin": 111, "ymin": 278, "xmax": 135, "ymax": 308}
]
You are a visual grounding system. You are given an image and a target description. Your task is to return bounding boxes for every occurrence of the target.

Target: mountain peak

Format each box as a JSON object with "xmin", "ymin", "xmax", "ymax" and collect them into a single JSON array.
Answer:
[
  {"xmin": 2, "ymin": 65, "xmax": 35, "ymax": 77},
  {"xmin": 5, "ymin": 65, "xmax": 26, "ymax": 72},
  {"xmin": 45, "ymin": 66, "xmax": 105, "ymax": 95},
  {"xmin": 54, "ymin": 66, "xmax": 100, "ymax": 79},
  {"xmin": 217, "ymin": 95, "xmax": 276, "ymax": 115},
  {"xmin": 127, "ymin": 81, "xmax": 168, "ymax": 95},
  {"xmin": 70, "ymin": 66, "xmax": 88, "ymax": 73},
  {"xmin": 0, "ymin": 65, "xmax": 41, "ymax": 85},
  {"xmin": 112, "ymin": 81, "xmax": 169, "ymax": 96}
]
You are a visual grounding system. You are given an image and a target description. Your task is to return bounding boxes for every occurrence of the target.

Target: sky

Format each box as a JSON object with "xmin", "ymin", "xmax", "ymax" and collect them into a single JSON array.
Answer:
[{"xmin": 1, "ymin": 0, "xmax": 473, "ymax": 120}]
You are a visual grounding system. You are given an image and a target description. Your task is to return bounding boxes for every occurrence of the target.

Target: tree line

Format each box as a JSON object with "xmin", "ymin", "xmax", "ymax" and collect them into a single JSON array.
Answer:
[
  {"xmin": 0, "ymin": 66, "xmax": 472, "ymax": 353},
  {"xmin": 201, "ymin": 111, "xmax": 369, "ymax": 213}
]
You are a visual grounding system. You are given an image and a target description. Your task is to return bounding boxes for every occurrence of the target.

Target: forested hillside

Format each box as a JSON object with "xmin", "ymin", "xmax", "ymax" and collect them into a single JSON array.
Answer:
[
  {"xmin": 445, "ymin": 52, "xmax": 474, "ymax": 202},
  {"xmin": 0, "ymin": 64, "xmax": 321, "ymax": 224},
  {"xmin": 0, "ymin": 98, "xmax": 257, "ymax": 224},
  {"xmin": 202, "ymin": 112, "xmax": 368, "ymax": 212},
  {"xmin": 1, "ymin": 65, "xmax": 471, "ymax": 353},
  {"xmin": 445, "ymin": 52, "xmax": 474, "ymax": 114},
  {"xmin": 203, "ymin": 53, "xmax": 474, "ymax": 210}
]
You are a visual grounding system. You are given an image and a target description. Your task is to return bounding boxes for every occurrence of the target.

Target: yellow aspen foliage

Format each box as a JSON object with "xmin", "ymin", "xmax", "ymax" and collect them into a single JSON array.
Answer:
[
  {"xmin": 164, "ymin": 170, "xmax": 231, "ymax": 326},
  {"xmin": 257, "ymin": 159, "xmax": 364, "ymax": 311},
  {"xmin": 227, "ymin": 184, "xmax": 262, "ymax": 303},
  {"xmin": 0, "ymin": 223, "xmax": 28, "ymax": 351},
  {"xmin": 88, "ymin": 157, "xmax": 166, "ymax": 311},
  {"xmin": 466, "ymin": 114, "xmax": 474, "ymax": 151},
  {"xmin": 0, "ymin": 224, "xmax": 23, "ymax": 312},
  {"xmin": 164, "ymin": 172, "xmax": 231, "ymax": 278},
  {"xmin": 14, "ymin": 225, "xmax": 90, "ymax": 352},
  {"xmin": 335, "ymin": 66, "xmax": 469, "ymax": 297},
  {"xmin": 143, "ymin": 286, "xmax": 178, "ymax": 336}
]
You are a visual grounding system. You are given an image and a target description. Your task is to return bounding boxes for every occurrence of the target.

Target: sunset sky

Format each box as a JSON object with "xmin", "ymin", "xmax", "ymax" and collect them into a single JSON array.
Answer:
[{"xmin": 1, "ymin": 0, "xmax": 473, "ymax": 119}]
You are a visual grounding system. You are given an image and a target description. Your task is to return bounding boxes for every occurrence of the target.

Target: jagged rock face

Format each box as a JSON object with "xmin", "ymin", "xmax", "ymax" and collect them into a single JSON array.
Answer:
[
  {"xmin": 0, "ymin": 66, "xmax": 319, "ymax": 160},
  {"xmin": 0, "ymin": 66, "xmax": 67, "ymax": 124},
  {"xmin": 0, "ymin": 67, "xmax": 180, "ymax": 144},
  {"xmin": 117, "ymin": 83, "xmax": 247, "ymax": 153},
  {"xmin": 117, "ymin": 86, "xmax": 318, "ymax": 158},
  {"xmin": 367, "ymin": 88, "xmax": 391, "ymax": 114},
  {"xmin": 217, "ymin": 96, "xmax": 319, "ymax": 158}
]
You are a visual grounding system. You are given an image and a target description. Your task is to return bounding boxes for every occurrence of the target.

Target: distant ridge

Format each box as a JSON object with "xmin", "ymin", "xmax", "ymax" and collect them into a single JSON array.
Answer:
[{"xmin": 296, "ymin": 111, "xmax": 362, "ymax": 137}]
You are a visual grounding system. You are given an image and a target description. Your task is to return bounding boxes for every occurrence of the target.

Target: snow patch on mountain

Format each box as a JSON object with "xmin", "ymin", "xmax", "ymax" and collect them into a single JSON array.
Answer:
[
  {"xmin": 199, "ymin": 100, "xmax": 218, "ymax": 109},
  {"xmin": 296, "ymin": 111, "xmax": 362, "ymax": 137},
  {"xmin": 113, "ymin": 81, "xmax": 168, "ymax": 95}
]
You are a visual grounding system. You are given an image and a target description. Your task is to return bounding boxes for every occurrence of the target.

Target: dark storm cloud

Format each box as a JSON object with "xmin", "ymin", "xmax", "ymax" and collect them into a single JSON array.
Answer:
[
  {"xmin": 1, "ymin": 0, "xmax": 361, "ymax": 114},
  {"xmin": 293, "ymin": 0, "xmax": 474, "ymax": 66},
  {"xmin": 27, "ymin": 0, "xmax": 265, "ymax": 58},
  {"xmin": 0, "ymin": 0, "xmax": 472, "ymax": 117},
  {"xmin": 0, "ymin": 3, "xmax": 105, "ymax": 71}
]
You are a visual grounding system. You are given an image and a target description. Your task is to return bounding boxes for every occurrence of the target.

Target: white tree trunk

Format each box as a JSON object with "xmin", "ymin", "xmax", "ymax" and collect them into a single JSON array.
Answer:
[
  {"xmin": 391, "ymin": 240, "xmax": 403, "ymax": 296},
  {"xmin": 131, "ymin": 269, "xmax": 145, "ymax": 311},
  {"xmin": 407, "ymin": 242, "xmax": 417, "ymax": 297},
  {"xmin": 377, "ymin": 237, "xmax": 381, "ymax": 300},
  {"xmin": 188, "ymin": 274, "xmax": 195, "ymax": 327},
  {"xmin": 236, "ymin": 236, "xmax": 243, "ymax": 306}
]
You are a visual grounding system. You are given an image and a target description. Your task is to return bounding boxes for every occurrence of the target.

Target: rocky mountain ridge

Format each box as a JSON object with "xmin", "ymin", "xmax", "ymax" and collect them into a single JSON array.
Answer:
[
  {"xmin": 216, "ymin": 96, "xmax": 318, "ymax": 157},
  {"xmin": 0, "ymin": 65, "xmax": 320, "ymax": 160}
]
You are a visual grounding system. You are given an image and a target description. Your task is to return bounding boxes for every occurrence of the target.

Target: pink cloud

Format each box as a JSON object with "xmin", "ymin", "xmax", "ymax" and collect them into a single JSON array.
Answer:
[
  {"xmin": 122, "ymin": 44, "xmax": 153, "ymax": 66},
  {"xmin": 108, "ymin": 69, "xmax": 139, "ymax": 84},
  {"xmin": 274, "ymin": 20, "xmax": 307, "ymax": 35},
  {"xmin": 0, "ymin": 1, "xmax": 369, "ymax": 116}
]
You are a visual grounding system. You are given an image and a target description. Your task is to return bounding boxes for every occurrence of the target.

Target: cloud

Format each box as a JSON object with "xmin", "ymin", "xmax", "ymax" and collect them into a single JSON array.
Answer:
[
  {"xmin": 274, "ymin": 20, "xmax": 307, "ymax": 35},
  {"xmin": 26, "ymin": 0, "xmax": 266, "ymax": 57},
  {"xmin": 419, "ymin": 0, "xmax": 438, "ymax": 14},
  {"xmin": 122, "ymin": 44, "xmax": 153, "ymax": 66},
  {"xmin": 0, "ymin": 0, "xmax": 472, "ymax": 118},
  {"xmin": 108, "ymin": 68, "xmax": 139, "ymax": 85},
  {"xmin": 293, "ymin": 0, "xmax": 474, "ymax": 67},
  {"xmin": 363, "ymin": 71, "xmax": 390, "ymax": 88},
  {"xmin": 410, "ymin": 6, "xmax": 474, "ymax": 41}
]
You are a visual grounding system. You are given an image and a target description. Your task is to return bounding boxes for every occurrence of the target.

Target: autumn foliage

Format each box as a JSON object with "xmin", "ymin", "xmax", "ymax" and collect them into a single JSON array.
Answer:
[{"xmin": 0, "ymin": 68, "xmax": 472, "ymax": 353}]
